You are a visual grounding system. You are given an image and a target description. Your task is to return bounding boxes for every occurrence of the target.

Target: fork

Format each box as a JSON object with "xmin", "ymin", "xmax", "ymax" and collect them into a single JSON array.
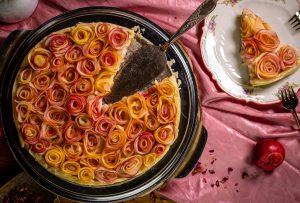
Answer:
[
  {"xmin": 289, "ymin": 10, "xmax": 300, "ymax": 31},
  {"xmin": 280, "ymin": 87, "xmax": 300, "ymax": 129}
]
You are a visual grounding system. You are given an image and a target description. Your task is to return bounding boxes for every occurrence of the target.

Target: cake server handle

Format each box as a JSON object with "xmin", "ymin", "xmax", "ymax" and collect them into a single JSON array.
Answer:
[{"xmin": 161, "ymin": 0, "xmax": 217, "ymax": 51}]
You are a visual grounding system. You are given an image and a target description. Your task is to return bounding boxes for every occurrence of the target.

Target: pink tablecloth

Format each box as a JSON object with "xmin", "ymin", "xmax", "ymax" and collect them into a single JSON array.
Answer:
[{"xmin": 1, "ymin": 0, "xmax": 300, "ymax": 202}]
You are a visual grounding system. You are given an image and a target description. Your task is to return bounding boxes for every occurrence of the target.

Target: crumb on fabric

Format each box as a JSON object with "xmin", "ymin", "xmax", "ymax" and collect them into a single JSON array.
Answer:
[
  {"xmin": 242, "ymin": 172, "xmax": 249, "ymax": 179},
  {"xmin": 201, "ymin": 169, "xmax": 207, "ymax": 175},
  {"xmin": 228, "ymin": 167, "xmax": 233, "ymax": 174},
  {"xmin": 220, "ymin": 177, "xmax": 229, "ymax": 184},
  {"xmin": 210, "ymin": 157, "xmax": 217, "ymax": 165},
  {"xmin": 192, "ymin": 162, "xmax": 205, "ymax": 175}
]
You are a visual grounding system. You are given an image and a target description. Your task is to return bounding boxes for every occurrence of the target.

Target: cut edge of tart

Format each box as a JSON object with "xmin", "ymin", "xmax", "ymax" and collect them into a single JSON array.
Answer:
[{"xmin": 240, "ymin": 8, "xmax": 300, "ymax": 87}]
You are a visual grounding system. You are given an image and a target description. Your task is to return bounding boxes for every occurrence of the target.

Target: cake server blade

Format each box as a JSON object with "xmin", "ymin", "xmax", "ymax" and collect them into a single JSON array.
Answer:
[{"xmin": 103, "ymin": 0, "xmax": 217, "ymax": 104}]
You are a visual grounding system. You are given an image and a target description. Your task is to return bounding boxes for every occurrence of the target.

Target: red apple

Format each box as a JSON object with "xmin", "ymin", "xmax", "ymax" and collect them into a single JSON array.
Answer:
[{"xmin": 253, "ymin": 139, "xmax": 285, "ymax": 172}]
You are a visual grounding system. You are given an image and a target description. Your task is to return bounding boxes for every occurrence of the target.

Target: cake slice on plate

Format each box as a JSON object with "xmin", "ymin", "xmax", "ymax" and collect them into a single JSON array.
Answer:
[{"xmin": 240, "ymin": 8, "xmax": 300, "ymax": 87}]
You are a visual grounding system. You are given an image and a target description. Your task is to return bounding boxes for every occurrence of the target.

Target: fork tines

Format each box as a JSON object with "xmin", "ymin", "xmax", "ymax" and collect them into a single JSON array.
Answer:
[
  {"xmin": 280, "ymin": 87, "xmax": 298, "ymax": 109},
  {"xmin": 279, "ymin": 87, "xmax": 300, "ymax": 129},
  {"xmin": 281, "ymin": 87, "xmax": 296, "ymax": 100},
  {"xmin": 289, "ymin": 86, "xmax": 297, "ymax": 98},
  {"xmin": 289, "ymin": 10, "xmax": 300, "ymax": 31}
]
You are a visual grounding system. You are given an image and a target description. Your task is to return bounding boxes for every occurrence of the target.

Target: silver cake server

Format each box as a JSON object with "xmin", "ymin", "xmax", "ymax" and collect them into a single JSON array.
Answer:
[{"xmin": 104, "ymin": 0, "xmax": 217, "ymax": 104}]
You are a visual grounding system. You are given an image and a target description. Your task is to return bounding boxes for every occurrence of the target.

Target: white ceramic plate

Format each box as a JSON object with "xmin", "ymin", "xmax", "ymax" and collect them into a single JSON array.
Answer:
[{"xmin": 200, "ymin": 0, "xmax": 300, "ymax": 104}]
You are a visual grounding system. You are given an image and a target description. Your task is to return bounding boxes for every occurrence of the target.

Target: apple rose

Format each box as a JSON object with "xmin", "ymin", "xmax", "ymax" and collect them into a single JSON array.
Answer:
[
  {"xmin": 108, "ymin": 27, "xmax": 129, "ymax": 50},
  {"xmin": 16, "ymin": 102, "xmax": 32, "ymax": 123},
  {"xmin": 134, "ymin": 132, "xmax": 155, "ymax": 154},
  {"xmin": 94, "ymin": 71, "xmax": 114, "ymax": 96},
  {"xmin": 86, "ymin": 95, "xmax": 102, "ymax": 121},
  {"xmin": 278, "ymin": 45, "xmax": 297, "ymax": 70},
  {"xmin": 50, "ymin": 56, "xmax": 66, "ymax": 72},
  {"xmin": 44, "ymin": 145, "xmax": 65, "ymax": 168},
  {"xmin": 108, "ymin": 102, "xmax": 130, "ymax": 125},
  {"xmin": 44, "ymin": 33, "xmax": 72, "ymax": 56},
  {"xmin": 31, "ymin": 139, "xmax": 51, "ymax": 154},
  {"xmin": 101, "ymin": 151, "xmax": 120, "ymax": 169},
  {"xmin": 255, "ymin": 53, "xmax": 283, "ymax": 79},
  {"xmin": 117, "ymin": 155, "xmax": 143, "ymax": 178},
  {"xmin": 75, "ymin": 113, "xmax": 94, "ymax": 130},
  {"xmin": 28, "ymin": 113, "xmax": 43, "ymax": 126},
  {"xmin": 63, "ymin": 121, "xmax": 84, "ymax": 143},
  {"xmin": 99, "ymin": 49, "xmax": 121, "ymax": 72},
  {"xmin": 143, "ymin": 153, "xmax": 157, "ymax": 168},
  {"xmin": 28, "ymin": 48, "xmax": 52, "ymax": 71},
  {"xmin": 241, "ymin": 38, "xmax": 260, "ymax": 63},
  {"xmin": 95, "ymin": 167, "xmax": 118, "ymax": 183},
  {"xmin": 40, "ymin": 121, "xmax": 63, "ymax": 144},
  {"xmin": 127, "ymin": 94, "xmax": 147, "ymax": 119},
  {"xmin": 18, "ymin": 67, "xmax": 32, "ymax": 84},
  {"xmin": 78, "ymin": 167, "xmax": 95, "ymax": 182},
  {"xmin": 122, "ymin": 141, "xmax": 135, "ymax": 157},
  {"xmin": 15, "ymin": 84, "xmax": 36, "ymax": 102},
  {"xmin": 154, "ymin": 124, "xmax": 175, "ymax": 145},
  {"xmin": 61, "ymin": 161, "xmax": 81, "ymax": 176},
  {"xmin": 44, "ymin": 106, "xmax": 70, "ymax": 126},
  {"xmin": 65, "ymin": 94, "xmax": 86, "ymax": 116},
  {"xmin": 80, "ymin": 155, "xmax": 102, "ymax": 169},
  {"xmin": 240, "ymin": 9, "xmax": 268, "ymax": 38},
  {"xmin": 47, "ymin": 83, "xmax": 68, "ymax": 106},
  {"xmin": 144, "ymin": 112, "xmax": 160, "ymax": 131},
  {"xmin": 62, "ymin": 142, "xmax": 84, "ymax": 161},
  {"xmin": 21, "ymin": 123, "xmax": 40, "ymax": 145},
  {"xmin": 105, "ymin": 125, "xmax": 127, "ymax": 150},
  {"xmin": 32, "ymin": 69, "xmax": 56, "ymax": 91},
  {"xmin": 126, "ymin": 119, "xmax": 145, "ymax": 140},
  {"xmin": 83, "ymin": 130, "xmax": 105, "ymax": 155},
  {"xmin": 65, "ymin": 45, "xmax": 84, "ymax": 62},
  {"xmin": 70, "ymin": 77, "xmax": 94, "ymax": 96},
  {"xmin": 157, "ymin": 96, "xmax": 176, "ymax": 124},
  {"xmin": 254, "ymin": 29, "xmax": 280, "ymax": 52},
  {"xmin": 156, "ymin": 79, "xmax": 175, "ymax": 98},
  {"xmin": 33, "ymin": 91, "xmax": 49, "ymax": 114},
  {"xmin": 95, "ymin": 116, "xmax": 116, "ymax": 136},
  {"xmin": 76, "ymin": 58, "xmax": 101, "ymax": 76},
  {"xmin": 58, "ymin": 64, "xmax": 79, "ymax": 86},
  {"xmin": 32, "ymin": 91, "xmax": 49, "ymax": 112},
  {"xmin": 151, "ymin": 144, "xmax": 166, "ymax": 157},
  {"xmin": 83, "ymin": 39, "xmax": 104, "ymax": 59},
  {"xmin": 95, "ymin": 22, "xmax": 111, "ymax": 38},
  {"xmin": 71, "ymin": 23, "xmax": 95, "ymax": 45}
]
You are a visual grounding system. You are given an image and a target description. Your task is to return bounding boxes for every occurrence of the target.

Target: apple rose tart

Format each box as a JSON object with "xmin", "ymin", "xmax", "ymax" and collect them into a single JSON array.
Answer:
[
  {"xmin": 12, "ymin": 21, "xmax": 181, "ymax": 186},
  {"xmin": 240, "ymin": 8, "xmax": 300, "ymax": 86}
]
